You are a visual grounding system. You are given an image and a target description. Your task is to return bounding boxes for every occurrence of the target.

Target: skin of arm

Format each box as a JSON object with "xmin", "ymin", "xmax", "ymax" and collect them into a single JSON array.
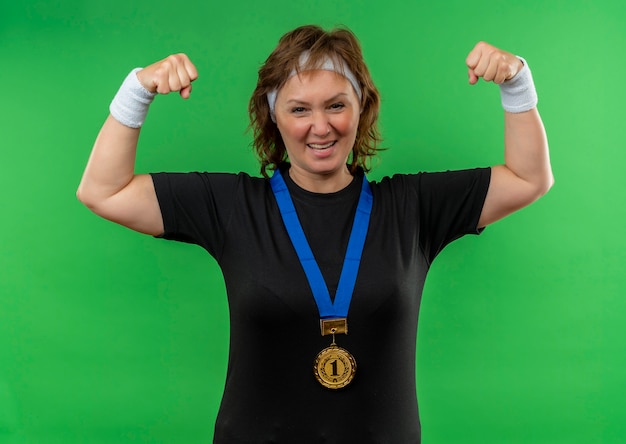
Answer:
[
  {"xmin": 76, "ymin": 54, "xmax": 198, "ymax": 236},
  {"xmin": 77, "ymin": 44, "xmax": 551, "ymax": 234},
  {"xmin": 465, "ymin": 42, "xmax": 554, "ymax": 228}
]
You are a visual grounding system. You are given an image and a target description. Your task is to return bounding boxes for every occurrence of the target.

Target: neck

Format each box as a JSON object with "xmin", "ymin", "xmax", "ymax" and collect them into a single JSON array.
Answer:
[{"xmin": 288, "ymin": 166, "xmax": 354, "ymax": 193}]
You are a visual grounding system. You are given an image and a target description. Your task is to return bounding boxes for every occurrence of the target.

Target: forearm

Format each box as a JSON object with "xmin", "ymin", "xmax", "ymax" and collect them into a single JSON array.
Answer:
[
  {"xmin": 77, "ymin": 65, "xmax": 157, "ymax": 208},
  {"xmin": 76, "ymin": 115, "xmax": 141, "ymax": 207},
  {"xmin": 76, "ymin": 55, "xmax": 197, "ymax": 235},
  {"xmin": 503, "ymin": 108, "xmax": 553, "ymax": 195},
  {"xmin": 467, "ymin": 42, "xmax": 554, "ymax": 227}
]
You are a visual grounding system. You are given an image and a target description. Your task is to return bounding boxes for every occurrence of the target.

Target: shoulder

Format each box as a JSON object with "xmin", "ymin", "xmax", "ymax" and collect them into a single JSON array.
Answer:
[
  {"xmin": 150, "ymin": 171, "xmax": 273, "ymax": 217},
  {"xmin": 151, "ymin": 171, "xmax": 267, "ymax": 193},
  {"xmin": 371, "ymin": 168, "xmax": 490, "ymax": 193}
]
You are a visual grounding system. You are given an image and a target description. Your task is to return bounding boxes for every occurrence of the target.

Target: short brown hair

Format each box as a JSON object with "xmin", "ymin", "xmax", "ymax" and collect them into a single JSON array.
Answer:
[{"xmin": 248, "ymin": 25, "xmax": 382, "ymax": 177}]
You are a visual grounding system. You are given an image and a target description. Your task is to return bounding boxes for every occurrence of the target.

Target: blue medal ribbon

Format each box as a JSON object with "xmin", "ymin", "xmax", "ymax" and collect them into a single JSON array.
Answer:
[{"xmin": 270, "ymin": 169, "xmax": 373, "ymax": 320}]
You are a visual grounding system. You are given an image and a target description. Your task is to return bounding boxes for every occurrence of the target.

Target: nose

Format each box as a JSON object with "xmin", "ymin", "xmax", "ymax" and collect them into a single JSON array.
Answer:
[{"xmin": 310, "ymin": 111, "xmax": 331, "ymax": 137}]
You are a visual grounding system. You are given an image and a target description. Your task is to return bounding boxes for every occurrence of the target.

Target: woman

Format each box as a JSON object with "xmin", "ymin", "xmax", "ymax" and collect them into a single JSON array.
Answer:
[{"xmin": 77, "ymin": 25, "xmax": 552, "ymax": 443}]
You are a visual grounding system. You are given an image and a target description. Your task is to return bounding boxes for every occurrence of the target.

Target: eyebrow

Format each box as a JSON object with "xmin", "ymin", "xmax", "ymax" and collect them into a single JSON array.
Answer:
[{"xmin": 285, "ymin": 92, "xmax": 350, "ymax": 106}]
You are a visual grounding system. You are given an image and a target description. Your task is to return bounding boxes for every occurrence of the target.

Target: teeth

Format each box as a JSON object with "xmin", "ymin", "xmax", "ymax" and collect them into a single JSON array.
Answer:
[{"xmin": 308, "ymin": 141, "xmax": 335, "ymax": 149}]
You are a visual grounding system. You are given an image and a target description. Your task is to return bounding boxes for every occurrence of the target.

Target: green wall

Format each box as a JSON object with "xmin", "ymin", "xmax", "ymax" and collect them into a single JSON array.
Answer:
[{"xmin": 1, "ymin": 1, "xmax": 625, "ymax": 443}]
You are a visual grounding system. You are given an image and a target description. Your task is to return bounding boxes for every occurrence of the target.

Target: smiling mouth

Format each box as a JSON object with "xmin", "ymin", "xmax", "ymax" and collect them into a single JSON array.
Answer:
[{"xmin": 307, "ymin": 141, "xmax": 336, "ymax": 150}]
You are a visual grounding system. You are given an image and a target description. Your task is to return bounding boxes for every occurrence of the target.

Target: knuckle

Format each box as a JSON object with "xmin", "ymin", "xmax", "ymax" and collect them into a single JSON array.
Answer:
[
  {"xmin": 154, "ymin": 66, "xmax": 168, "ymax": 80},
  {"xmin": 477, "ymin": 41, "xmax": 492, "ymax": 52},
  {"xmin": 159, "ymin": 60, "xmax": 173, "ymax": 73},
  {"xmin": 171, "ymin": 53, "xmax": 188, "ymax": 65},
  {"xmin": 164, "ymin": 54, "xmax": 180, "ymax": 66}
]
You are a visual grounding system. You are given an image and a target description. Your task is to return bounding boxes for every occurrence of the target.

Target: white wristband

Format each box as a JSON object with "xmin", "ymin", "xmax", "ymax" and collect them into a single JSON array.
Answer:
[
  {"xmin": 109, "ymin": 68, "xmax": 157, "ymax": 128},
  {"xmin": 499, "ymin": 57, "xmax": 538, "ymax": 113}
]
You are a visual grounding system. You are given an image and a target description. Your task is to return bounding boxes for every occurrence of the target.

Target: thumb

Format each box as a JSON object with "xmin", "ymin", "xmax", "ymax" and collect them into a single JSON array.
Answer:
[
  {"xmin": 467, "ymin": 68, "xmax": 479, "ymax": 85},
  {"xmin": 136, "ymin": 67, "xmax": 158, "ymax": 93},
  {"xmin": 180, "ymin": 84, "xmax": 193, "ymax": 99}
]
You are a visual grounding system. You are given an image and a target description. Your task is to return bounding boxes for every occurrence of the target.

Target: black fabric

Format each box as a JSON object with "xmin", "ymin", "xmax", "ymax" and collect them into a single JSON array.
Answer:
[{"xmin": 151, "ymin": 165, "xmax": 491, "ymax": 443}]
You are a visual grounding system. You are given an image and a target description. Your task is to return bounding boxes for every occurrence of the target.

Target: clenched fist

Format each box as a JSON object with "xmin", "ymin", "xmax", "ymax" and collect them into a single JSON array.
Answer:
[
  {"xmin": 466, "ymin": 42, "xmax": 523, "ymax": 85},
  {"xmin": 137, "ymin": 53, "xmax": 199, "ymax": 99}
]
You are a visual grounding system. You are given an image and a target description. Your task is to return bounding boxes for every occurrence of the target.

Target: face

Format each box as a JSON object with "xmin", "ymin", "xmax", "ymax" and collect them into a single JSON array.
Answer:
[{"xmin": 274, "ymin": 69, "xmax": 360, "ymax": 192}]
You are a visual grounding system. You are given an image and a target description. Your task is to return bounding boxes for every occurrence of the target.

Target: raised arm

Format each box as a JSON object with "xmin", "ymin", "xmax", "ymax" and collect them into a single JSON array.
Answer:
[
  {"xmin": 76, "ymin": 54, "xmax": 198, "ymax": 235},
  {"xmin": 465, "ymin": 42, "xmax": 554, "ymax": 228}
]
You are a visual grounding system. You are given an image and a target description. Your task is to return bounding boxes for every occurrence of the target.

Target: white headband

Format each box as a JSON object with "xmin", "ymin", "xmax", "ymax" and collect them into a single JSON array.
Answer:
[{"xmin": 267, "ymin": 51, "xmax": 362, "ymax": 123}]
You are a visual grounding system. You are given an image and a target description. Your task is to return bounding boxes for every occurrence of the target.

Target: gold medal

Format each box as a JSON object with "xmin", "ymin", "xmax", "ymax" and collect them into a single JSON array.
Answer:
[
  {"xmin": 314, "ymin": 344, "xmax": 357, "ymax": 389},
  {"xmin": 271, "ymin": 171, "xmax": 372, "ymax": 391},
  {"xmin": 313, "ymin": 318, "xmax": 356, "ymax": 389}
]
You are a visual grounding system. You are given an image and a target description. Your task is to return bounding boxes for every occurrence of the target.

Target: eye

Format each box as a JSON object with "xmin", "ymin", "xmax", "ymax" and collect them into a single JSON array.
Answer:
[
  {"xmin": 329, "ymin": 102, "xmax": 345, "ymax": 111},
  {"xmin": 290, "ymin": 106, "xmax": 307, "ymax": 114}
]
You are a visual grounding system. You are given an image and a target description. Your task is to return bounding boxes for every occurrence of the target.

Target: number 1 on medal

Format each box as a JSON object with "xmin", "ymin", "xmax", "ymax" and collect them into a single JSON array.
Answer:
[{"xmin": 330, "ymin": 359, "xmax": 338, "ymax": 377}]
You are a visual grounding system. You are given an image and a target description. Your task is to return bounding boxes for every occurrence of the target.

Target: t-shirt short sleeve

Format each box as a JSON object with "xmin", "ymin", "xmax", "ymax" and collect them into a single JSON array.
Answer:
[
  {"xmin": 152, "ymin": 167, "xmax": 490, "ymax": 265},
  {"xmin": 380, "ymin": 167, "xmax": 491, "ymax": 265},
  {"xmin": 421, "ymin": 167, "xmax": 490, "ymax": 262},
  {"xmin": 150, "ymin": 172, "xmax": 241, "ymax": 258}
]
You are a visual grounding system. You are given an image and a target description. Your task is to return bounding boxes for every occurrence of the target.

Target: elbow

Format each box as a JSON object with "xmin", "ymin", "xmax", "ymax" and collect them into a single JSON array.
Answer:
[
  {"xmin": 542, "ymin": 169, "xmax": 555, "ymax": 195},
  {"xmin": 517, "ymin": 169, "xmax": 555, "ymax": 208},
  {"xmin": 76, "ymin": 184, "xmax": 103, "ymax": 214},
  {"xmin": 76, "ymin": 186, "xmax": 86, "ymax": 205},
  {"xmin": 546, "ymin": 173, "xmax": 555, "ymax": 194},
  {"xmin": 76, "ymin": 185, "xmax": 92, "ymax": 208},
  {"xmin": 533, "ymin": 170, "xmax": 555, "ymax": 201}
]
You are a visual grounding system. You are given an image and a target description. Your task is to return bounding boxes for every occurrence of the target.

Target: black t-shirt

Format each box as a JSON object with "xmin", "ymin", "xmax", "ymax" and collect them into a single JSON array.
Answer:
[{"xmin": 151, "ymin": 165, "xmax": 490, "ymax": 443}]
